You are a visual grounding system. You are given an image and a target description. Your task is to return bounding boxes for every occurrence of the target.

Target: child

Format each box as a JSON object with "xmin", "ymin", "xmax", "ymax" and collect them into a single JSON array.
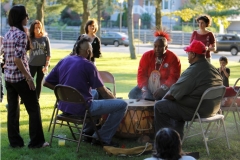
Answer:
[{"xmin": 218, "ymin": 56, "xmax": 230, "ymax": 87}]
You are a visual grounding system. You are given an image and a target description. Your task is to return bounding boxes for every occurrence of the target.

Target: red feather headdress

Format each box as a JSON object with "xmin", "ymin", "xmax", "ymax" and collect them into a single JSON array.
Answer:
[{"xmin": 154, "ymin": 30, "xmax": 171, "ymax": 42}]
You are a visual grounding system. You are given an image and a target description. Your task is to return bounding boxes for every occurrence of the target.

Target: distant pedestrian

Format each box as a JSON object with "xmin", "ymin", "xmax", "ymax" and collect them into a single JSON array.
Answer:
[
  {"xmin": 218, "ymin": 56, "xmax": 230, "ymax": 87},
  {"xmin": 28, "ymin": 20, "xmax": 51, "ymax": 100},
  {"xmin": 71, "ymin": 19, "xmax": 101, "ymax": 65},
  {"xmin": 190, "ymin": 14, "xmax": 216, "ymax": 63},
  {"xmin": 3, "ymin": 5, "xmax": 48, "ymax": 148}
]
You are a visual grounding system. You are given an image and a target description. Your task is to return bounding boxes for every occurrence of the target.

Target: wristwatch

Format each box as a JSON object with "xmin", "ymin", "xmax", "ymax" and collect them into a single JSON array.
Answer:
[{"xmin": 160, "ymin": 84, "xmax": 168, "ymax": 91}]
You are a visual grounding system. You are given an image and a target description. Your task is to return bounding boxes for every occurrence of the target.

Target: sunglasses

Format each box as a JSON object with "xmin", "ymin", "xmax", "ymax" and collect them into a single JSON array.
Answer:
[{"xmin": 26, "ymin": 13, "xmax": 29, "ymax": 19}]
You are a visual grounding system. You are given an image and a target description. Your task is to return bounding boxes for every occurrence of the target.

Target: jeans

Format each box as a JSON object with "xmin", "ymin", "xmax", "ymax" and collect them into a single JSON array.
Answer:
[
  {"xmin": 29, "ymin": 65, "xmax": 44, "ymax": 99},
  {"xmin": 91, "ymin": 99, "xmax": 127, "ymax": 143},
  {"xmin": 5, "ymin": 80, "xmax": 45, "ymax": 148}
]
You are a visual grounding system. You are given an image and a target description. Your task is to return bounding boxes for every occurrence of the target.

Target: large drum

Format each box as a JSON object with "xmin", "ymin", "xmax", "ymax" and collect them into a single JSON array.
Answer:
[{"xmin": 115, "ymin": 99, "xmax": 155, "ymax": 138}]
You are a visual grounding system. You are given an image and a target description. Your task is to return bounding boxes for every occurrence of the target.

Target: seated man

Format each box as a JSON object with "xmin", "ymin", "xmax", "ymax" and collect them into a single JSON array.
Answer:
[
  {"xmin": 154, "ymin": 40, "xmax": 223, "ymax": 139},
  {"xmin": 128, "ymin": 30, "xmax": 181, "ymax": 100},
  {"xmin": 43, "ymin": 36, "xmax": 127, "ymax": 147}
]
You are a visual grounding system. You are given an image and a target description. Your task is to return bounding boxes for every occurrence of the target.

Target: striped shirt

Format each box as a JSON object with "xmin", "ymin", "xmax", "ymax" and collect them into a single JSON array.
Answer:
[{"xmin": 3, "ymin": 27, "xmax": 30, "ymax": 83}]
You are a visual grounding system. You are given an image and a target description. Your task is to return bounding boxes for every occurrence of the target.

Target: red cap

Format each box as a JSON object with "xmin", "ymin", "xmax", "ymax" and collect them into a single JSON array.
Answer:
[{"xmin": 184, "ymin": 40, "xmax": 206, "ymax": 55}]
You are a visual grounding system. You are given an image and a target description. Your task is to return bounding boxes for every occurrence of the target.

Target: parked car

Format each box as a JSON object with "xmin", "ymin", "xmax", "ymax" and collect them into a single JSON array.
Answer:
[
  {"xmin": 214, "ymin": 34, "xmax": 240, "ymax": 56},
  {"xmin": 101, "ymin": 32, "xmax": 129, "ymax": 47}
]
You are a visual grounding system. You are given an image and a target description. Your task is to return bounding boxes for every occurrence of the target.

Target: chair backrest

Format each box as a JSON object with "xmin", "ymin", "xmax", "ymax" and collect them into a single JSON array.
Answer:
[
  {"xmin": 233, "ymin": 78, "xmax": 240, "ymax": 89},
  {"xmin": 193, "ymin": 86, "xmax": 226, "ymax": 118},
  {"xmin": 54, "ymin": 85, "xmax": 86, "ymax": 105},
  {"xmin": 98, "ymin": 71, "xmax": 116, "ymax": 96}
]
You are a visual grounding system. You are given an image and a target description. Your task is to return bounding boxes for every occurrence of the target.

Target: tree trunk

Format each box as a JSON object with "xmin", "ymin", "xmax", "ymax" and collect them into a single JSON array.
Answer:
[
  {"xmin": 96, "ymin": 0, "xmax": 102, "ymax": 38},
  {"xmin": 155, "ymin": 0, "xmax": 162, "ymax": 30},
  {"xmin": 127, "ymin": 0, "xmax": 136, "ymax": 59},
  {"xmin": 81, "ymin": 0, "xmax": 90, "ymax": 34},
  {"xmin": 36, "ymin": 0, "xmax": 45, "ymax": 30}
]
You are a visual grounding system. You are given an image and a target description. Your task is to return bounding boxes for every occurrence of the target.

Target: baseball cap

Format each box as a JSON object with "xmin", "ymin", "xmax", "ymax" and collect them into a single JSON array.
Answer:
[{"xmin": 184, "ymin": 40, "xmax": 206, "ymax": 55}]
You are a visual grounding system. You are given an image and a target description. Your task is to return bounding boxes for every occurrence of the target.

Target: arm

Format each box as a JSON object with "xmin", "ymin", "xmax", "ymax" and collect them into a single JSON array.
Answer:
[
  {"xmin": 221, "ymin": 67, "xmax": 230, "ymax": 78},
  {"xmin": 137, "ymin": 52, "xmax": 150, "ymax": 89},
  {"xmin": 43, "ymin": 37, "xmax": 51, "ymax": 73},
  {"xmin": 14, "ymin": 57, "xmax": 35, "ymax": 90},
  {"xmin": 206, "ymin": 32, "xmax": 216, "ymax": 52},
  {"xmin": 43, "ymin": 81, "xmax": 55, "ymax": 90},
  {"xmin": 97, "ymin": 86, "xmax": 115, "ymax": 99},
  {"xmin": 94, "ymin": 37, "xmax": 102, "ymax": 58},
  {"xmin": 190, "ymin": 31, "xmax": 196, "ymax": 43},
  {"xmin": 163, "ymin": 53, "xmax": 181, "ymax": 88}
]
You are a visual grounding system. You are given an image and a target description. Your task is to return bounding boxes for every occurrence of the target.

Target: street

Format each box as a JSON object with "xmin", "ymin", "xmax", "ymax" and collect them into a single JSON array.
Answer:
[{"xmin": 51, "ymin": 41, "xmax": 240, "ymax": 63}]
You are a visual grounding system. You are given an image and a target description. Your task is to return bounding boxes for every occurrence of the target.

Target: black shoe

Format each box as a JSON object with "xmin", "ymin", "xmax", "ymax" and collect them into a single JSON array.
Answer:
[
  {"xmin": 91, "ymin": 139, "xmax": 119, "ymax": 147},
  {"xmin": 82, "ymin": 132, "xmax": 93, "ymax": 143}
]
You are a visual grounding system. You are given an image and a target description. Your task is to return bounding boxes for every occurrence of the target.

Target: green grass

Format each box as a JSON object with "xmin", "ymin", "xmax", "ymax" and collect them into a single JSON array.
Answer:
[{"xmin": 1, "ymin": 50, "xmax": 240, "ymax": 160}]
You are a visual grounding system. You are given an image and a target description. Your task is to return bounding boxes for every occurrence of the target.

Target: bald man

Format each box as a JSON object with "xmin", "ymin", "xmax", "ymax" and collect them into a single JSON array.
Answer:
[
  {"xmin": 43, "ymin": 36, "xmax": 127, "ymax": 147},
  {"xmin": 128, "ymin": 33, "xmax": 181, "ymax": 100}
]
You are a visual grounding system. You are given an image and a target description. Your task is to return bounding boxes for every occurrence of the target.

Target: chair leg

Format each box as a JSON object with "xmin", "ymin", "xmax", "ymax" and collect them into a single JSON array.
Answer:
[
  {"xmin": 199, "ymin": 121, "xmax": 210, "ymax": 155},
  {"xmin": 67, "ymin": 122, "xmax": 77, "ymax": 140},
  {"xmin": 233, "ymin": 111, "xmax": 240, "ymax": 134},
  {"xmin": 48, "ymin": 102, "xmax": 57, "ymax": 132},
  {"xmin": 49, "ymin": 116, "xmax": 57, "ymax": 146},
  {"xmin": 221, "ymin": 119, "xmax": 230, "ymax": 149}
]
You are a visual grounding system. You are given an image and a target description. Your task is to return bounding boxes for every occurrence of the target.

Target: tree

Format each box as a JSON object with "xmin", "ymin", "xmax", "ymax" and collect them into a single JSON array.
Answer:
[
  {"xmin": 155, "ymin": 0, "xmax": 163, "ymax": 30},
  {"xmin": 127, "ymin": 0, "xmax": 136, "ymax": 59},
  {"xmin": 36, "ymin": 0, "xmax": 45, "ymax": 30},
  {"xmin": 80, "ymin": 0, "xmax": 90, "ymax": 34}
]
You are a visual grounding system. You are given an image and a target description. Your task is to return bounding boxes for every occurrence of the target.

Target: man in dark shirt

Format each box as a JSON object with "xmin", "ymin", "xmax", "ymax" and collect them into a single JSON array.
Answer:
[{"xmin": 154, "ymin": 40, "xmax": 223, "ymax": 139}]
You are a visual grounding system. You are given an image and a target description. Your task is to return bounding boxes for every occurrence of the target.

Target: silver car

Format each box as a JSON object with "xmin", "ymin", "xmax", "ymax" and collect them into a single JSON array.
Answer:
[
  {"xmin": 101, "ymin": 32, "xmax": 129, "ymax": 47},
  {"xmin": 214, "ymin": 34, "xmax": 240, "ymax": 56}
]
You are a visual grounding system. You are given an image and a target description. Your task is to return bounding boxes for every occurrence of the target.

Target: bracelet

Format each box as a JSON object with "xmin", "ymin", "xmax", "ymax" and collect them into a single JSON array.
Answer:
[{"xmin": 26, "ymin": 77, "xmax": 34, "ymax": 82}]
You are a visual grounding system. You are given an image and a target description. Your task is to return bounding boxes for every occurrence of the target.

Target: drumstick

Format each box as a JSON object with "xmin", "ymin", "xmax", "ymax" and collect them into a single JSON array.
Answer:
[{"xmin": 136, "ymin": 98, "xmax": 141, "ymax": 102}]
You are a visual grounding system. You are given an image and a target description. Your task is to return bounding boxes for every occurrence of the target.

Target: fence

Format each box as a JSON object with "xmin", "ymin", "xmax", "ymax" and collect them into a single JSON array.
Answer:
[{"xmin": 0, "ymin": 27, "xmax": 211, "ymax": 45}]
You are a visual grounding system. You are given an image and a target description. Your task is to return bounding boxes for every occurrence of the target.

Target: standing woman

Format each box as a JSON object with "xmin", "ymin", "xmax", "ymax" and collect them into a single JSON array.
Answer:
[
  {"xmin": 190, "ymin": 15, "xmax": 216, "ymax": 63},
  {"xmin": 28, "ymin": 20, "xmax": 51, "ymax": 100},
  {"xmin": 72, "ymin": 19, "xmax": 101, "ymax": 64},
  {"xmin": 3, "ymin": 5, "xmax": 48, "ymax": 148}
]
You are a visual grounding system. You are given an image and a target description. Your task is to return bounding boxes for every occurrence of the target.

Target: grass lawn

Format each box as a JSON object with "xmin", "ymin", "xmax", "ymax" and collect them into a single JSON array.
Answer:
[{"xmin": 1, "ymin": 49, "xmax": 240, "ymax": 160}]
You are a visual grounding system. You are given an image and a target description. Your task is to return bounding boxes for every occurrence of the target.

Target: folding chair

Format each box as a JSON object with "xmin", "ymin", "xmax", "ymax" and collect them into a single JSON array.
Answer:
[
  {"xmin": 98, "ymin": 71, "xmax": 116, "ymax": 96},
  {"xmin": 221, "ymin": 78, "xmax": 240, "ymax": 133},
  {"xmin": 48, "ymin": 71, "xmax": 116, "ymax": 132},
  {"xmin": 182, "ymin": 86, "xmax": 230, "ymax": 155},
  {"xmin": 49, "ymin": 84, "xmax": 102, "ymax": 152}
]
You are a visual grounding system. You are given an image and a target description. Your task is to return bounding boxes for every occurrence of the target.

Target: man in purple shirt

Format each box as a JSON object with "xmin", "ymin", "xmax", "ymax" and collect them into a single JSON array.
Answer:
[{"xmin": 43, "ymin": 36, "xmax": 127, "ymax": 147}]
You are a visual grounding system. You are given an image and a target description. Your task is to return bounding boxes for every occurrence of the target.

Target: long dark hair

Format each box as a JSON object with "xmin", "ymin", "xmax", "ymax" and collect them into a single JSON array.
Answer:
[
  {"xmin": 153, "ymin": 128, "xmax": 183, "ymax": 160},
  {"xmin": 8, "ymin": 5, "xmax": 28, "ymax": 32},
  {"xmin": 29, "ymin": 20, "xmax": 44, "ymax": 39}
]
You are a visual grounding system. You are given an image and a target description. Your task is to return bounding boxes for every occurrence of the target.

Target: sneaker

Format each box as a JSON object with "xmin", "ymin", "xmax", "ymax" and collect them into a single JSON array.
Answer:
[{"xmin": 91, "ymin": 139, "xmax": 119, "ymax": 147}]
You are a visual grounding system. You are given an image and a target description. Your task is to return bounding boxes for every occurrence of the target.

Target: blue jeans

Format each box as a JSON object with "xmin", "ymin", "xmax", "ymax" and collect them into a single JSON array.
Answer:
[
  {"xmin": 90, "ymin": 99, "xmax": 127, "ymax": 143},
  {"xmin": 128, "ymin": 85, "xmax": 154, "ymax": 99}
]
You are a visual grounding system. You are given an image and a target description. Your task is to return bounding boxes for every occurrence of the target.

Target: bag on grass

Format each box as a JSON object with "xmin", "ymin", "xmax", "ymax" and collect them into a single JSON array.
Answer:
[{"xmin": 103, "ymin": 142, "xmax": 153, "ymax": 157}]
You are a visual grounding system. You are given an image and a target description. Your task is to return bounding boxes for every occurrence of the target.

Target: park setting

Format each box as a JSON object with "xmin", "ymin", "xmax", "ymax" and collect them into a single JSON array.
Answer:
[{"xmin": 1, "ymin": 0, "xmax": 240, "ymax": 160}]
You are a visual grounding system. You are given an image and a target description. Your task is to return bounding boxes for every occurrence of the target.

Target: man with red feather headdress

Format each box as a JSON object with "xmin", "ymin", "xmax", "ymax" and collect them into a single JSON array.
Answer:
[{"xmin": 128, "ymin": 30, "xmax": 181, "ymax": 100}]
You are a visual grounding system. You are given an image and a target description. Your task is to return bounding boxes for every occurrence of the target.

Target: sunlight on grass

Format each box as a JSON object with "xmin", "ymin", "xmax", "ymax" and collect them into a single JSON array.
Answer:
[{"xmin": 1, "ymin": 49, "xmax": 240, "ymax": 160}]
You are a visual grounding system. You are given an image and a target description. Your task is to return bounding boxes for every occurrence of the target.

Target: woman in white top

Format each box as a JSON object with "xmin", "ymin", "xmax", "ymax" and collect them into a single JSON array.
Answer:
[{"xmin": 144, "ymin": 128, "xmax": 195, "ymax": 160}]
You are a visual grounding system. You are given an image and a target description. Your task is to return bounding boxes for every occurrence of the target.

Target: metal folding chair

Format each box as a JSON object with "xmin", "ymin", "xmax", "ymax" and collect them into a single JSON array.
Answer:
[
  {"xmin": 221, "ymin": 78, "xmax": 240, "ymax": 133},
  {"xmin": 49, "ymin": 84, "xmax": 102, "ymax": 152},
  {"xmin": 182, "ymin": 86, "xmax": 230, "ymax": 155},
  {"xmin": 99, "ymin": 71, "xmax": 116, "ymax": 96}
]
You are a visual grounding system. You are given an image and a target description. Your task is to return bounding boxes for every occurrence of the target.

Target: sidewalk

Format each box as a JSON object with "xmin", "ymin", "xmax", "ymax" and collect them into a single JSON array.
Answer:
[{"xmin": 50, "ymin": 40, "xmax": 185, "ymax": 49}]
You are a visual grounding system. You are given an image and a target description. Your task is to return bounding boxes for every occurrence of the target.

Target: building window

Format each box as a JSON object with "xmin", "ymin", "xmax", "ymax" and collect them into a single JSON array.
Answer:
[{"xmin": 164, "ymin": 0, "xmax": 169, "ymax": 9}]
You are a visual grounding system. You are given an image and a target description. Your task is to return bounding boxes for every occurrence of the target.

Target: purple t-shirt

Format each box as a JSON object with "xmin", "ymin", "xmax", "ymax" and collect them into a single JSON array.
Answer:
[{"xmin": 46, "ymin": 55, "xmax": 103, "ymax": 115}]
